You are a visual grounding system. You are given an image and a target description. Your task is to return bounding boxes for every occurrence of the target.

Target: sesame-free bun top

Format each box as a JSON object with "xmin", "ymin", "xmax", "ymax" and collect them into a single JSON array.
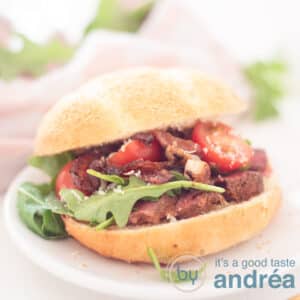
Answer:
[{"xmin": 34, "ymin": 67, "xmax": 247, "ymax": 156}]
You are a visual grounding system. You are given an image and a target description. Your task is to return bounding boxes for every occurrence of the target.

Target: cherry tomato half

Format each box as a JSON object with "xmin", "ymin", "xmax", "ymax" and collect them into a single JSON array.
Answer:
[
  {"xmin": 108, "ymin": 139, "xmax": 163, "ymax": 167},
  {"xmin": 192, "ymin": 121, "xmax": 253, "ymax": 172},
  {"xmin": 55, "ymin": 161, "xmax": 76, "ymax": 198}
]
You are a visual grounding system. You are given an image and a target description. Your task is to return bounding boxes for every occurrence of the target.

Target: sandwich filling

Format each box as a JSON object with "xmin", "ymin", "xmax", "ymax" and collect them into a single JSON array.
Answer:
[
  {"xmin": 18, "ymin": 120, "xmax": 270, "ymax": 239},
  {"xmin": 55, "ymin": 121, "xmax": 268, "ymax": 227}
]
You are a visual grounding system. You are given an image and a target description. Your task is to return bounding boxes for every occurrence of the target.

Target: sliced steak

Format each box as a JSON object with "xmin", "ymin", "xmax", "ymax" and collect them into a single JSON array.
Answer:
[
  {"xmin": 121, "ymin": 160, "xmax": 173, "ymax": 184},
  {"xmin": 89, "ymin": 156, "xmax": 106, "ymax": 172},
  {"xmin": 153, "ymin": 130, "xmax": 201, "ymax": 163},
  {"xmin": 70, "ymin": 154, "xmax": 100, "ymax": 195},
  {"xmin": 176, "ymin": 191, "xmax": 226, "ymax": 219},
  {"xmin": 249, "ymin": 149, "xmax": 268, "ymax": 173},
  {"xmin": 215, "ymin": 171, "xmax": 264, "ymax": 203},
  {"xmin": 141, "ymin": 169, "xmax": 173, "ymax": 184},
  {"xmin": 128, "ymin": 195, "xmax": 177, "ymax": 225},
  {"xmin": 94, "ymin": 156, "xmax": 122, "ymax": 175}
]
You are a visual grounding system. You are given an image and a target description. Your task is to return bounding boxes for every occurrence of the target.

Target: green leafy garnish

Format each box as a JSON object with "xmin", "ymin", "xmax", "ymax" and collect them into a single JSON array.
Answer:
[
  {"xmin": 95, "ymin": 216, "xmax": 115, "ymax": 230},
  {"xmin": 170, "ymin": 170, "xmax": 189, "ymax": 181},
  {"xmin": 44, "ymin": 192, "xmax": 73, "ymax": 216},
  {"xmin": 244, "ymin": 58, "xmax": 288, "ymax": 121},
  {"xmin": 0, "ymin": 34, "xmax": 75, "ymax": 80},
  {"xmin": 87, "ymin": 169, "xmax": 126, "ymax": 185},
  {"xmin": 147, "ymin": 247, "xmax": 170, "ymax": 281},
  {"xmin": 61, "ymin": 176, "xmax": 224, "ymax": 228},
  {"xmin": 59, "ymin": 189, "xmax": 84, "ymax": 212},
  {"xmin": 17, "ymin": 182, "xmax": 69, "ymax": 239},
  {"xmin": 84, "ymin": 0, "xmax": 154, "ymax": 35},
  {"xmin": 147, "ymin": 247, "xmax": 207, "ymax": 283},
  {"xmin": 28, "ymin": 152, "xmax": 73, "ymax": 179}
]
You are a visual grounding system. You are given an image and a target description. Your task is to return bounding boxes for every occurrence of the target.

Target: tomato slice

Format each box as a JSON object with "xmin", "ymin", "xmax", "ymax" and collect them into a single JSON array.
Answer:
[
  {"xmin": 192, "ymin": 121, "xmax": 253, "ymax": 172},
  {"xmin": 55, "ymin": 161, "xmax": 77, "ymax": 198},
  {"xmin": 108, "ymin": 139, "xmax": 163, "ymax": 167}
]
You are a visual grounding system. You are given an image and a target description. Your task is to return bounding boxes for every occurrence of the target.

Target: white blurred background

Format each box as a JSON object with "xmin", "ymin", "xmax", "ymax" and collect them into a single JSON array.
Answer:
[{"xmin": 0, "ymin": 0, "xmax": 299, "ymax": 60}]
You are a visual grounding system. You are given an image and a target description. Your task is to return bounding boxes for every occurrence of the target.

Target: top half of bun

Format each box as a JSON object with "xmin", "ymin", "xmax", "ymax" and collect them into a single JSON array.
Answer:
[{"xmin": 34, "ymin": 67, "xmax": 247, "ymax": 156}]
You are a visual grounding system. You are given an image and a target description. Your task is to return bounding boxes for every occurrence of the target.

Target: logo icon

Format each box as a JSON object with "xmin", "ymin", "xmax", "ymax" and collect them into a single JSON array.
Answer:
[{"xmin": 167, "ymin": 254, "xmax": 207, "ymax": 292}]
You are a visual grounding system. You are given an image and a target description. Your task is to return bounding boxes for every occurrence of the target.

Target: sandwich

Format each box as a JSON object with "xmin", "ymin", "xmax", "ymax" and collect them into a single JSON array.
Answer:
[{"xmin": 17, "ymin": 67, "xmax": 281, "ymax": 264}]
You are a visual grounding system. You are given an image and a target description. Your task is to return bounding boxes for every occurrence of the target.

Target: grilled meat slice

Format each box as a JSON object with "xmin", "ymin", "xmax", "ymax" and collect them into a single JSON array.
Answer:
[
  {"xmin": 128, "ymin": 195, "xmax": 177, "ymax": 225},
  {"xmin": 215, "ymin": 171, "xmax": 264, "ymax": 202},
  {"xmin": 176, "ymin": 191, "xmax": 226, "ymax": 219}
]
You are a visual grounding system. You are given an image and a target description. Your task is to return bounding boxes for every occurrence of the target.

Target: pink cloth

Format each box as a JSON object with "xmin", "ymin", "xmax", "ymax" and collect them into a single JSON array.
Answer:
[{"xmin": 0, "ymin": 0, "xmax": 251, "ymax": 191}]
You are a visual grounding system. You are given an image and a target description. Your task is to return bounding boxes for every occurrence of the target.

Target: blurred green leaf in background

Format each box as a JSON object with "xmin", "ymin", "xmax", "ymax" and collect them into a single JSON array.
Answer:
[
  {"xmin": 0, "ymin": 0, "xmax": 154, "ymax": 81},
  {"xmin": 244, "ymin": 58, "xmax": 288, "ymax": 121},
  {"xmin": 84, "ymin": 0, "xmax": 154, "ymax": 35},
  {"xmin": 0, "ymin": 34, "xmax": 75, "ymax": 80}
]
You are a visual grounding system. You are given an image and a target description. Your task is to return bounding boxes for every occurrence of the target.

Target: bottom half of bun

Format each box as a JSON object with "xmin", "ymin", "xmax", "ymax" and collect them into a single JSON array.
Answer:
[{"xmin": 63, "ymin": 175, "xmax": 281, "ymax": 264}]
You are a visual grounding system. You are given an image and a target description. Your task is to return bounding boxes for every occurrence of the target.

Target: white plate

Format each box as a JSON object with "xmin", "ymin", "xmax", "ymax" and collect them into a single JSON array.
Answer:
[{"xmin": 4, "ymin": 167, "xmax": 300, "ymax": 299}]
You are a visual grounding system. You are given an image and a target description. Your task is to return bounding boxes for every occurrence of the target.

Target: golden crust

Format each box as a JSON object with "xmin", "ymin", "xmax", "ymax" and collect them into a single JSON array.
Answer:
[
  {"xmin": 34, "ymin": 67, "xmax": 246, "ymax": 156},
  {"xmin": 63, "ymin": 175, "xmax": 281, "ymax": 264}
]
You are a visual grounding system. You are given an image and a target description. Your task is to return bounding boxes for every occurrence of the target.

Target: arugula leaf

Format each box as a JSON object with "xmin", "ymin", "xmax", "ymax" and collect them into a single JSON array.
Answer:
[
  {"xmin": 0, "ymin": 34, "xmax": 75, "ymax": 80},
  {"xmin": 45, "ymin": 192, "xmax": 73, "ymax": 216},
  {"xmin": 147, "ymin": 247, "xmax": 170, "ymax": 281},
  {"xmin": 244, "ymin": 58, "xmax": 288, "ymax": 121},
  {"xmin": 147, "ymin": 247, "xmax": 207, "ymax": 283},
  {"xmin": 170, "ymin": 170, "xmax": 189, "ymax": 181},
  {"xmin": 41, "ymin": 210, "xmax": 67, "ymax": 237},
  {"xmin": 28, "ymin": 152, "xmax": 73, "ymax": 179},
  {"xmin": 59, "ymin": 189, "xmax": 84, "ymax": 212},
  {"xmin": 87, "ymin": 169, "xmax": 126, "ymax": 185},
  {"xmin": 17, "ymin": 182, "xmax": 68, "ymax": 239},
  {"xmin": 95, "ymin": 216, "xmax": 115, "ymax": 230},
  {"xmin": 84, "ymin": 0, "xmax": 154, "ymax": 35},
  {"xmin": 165, "ymin": 171, "xmax": 188, "ymax": 196},
  {"xmin": 62, "ymin": 176, "xmax": 224, "ymax": 227}
]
